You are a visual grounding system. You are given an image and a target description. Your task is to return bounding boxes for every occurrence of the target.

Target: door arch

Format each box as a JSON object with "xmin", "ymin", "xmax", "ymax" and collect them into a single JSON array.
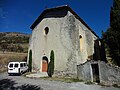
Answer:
[{"xmin": 42, "ymin": 56, "xmax": 48, "ymax": 72}]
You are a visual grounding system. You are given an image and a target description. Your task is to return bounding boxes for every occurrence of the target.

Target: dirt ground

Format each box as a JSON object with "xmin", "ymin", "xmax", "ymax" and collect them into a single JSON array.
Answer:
[{"xmin": 0, "ymin": 72, "xmax": 119, "ymax": 90}]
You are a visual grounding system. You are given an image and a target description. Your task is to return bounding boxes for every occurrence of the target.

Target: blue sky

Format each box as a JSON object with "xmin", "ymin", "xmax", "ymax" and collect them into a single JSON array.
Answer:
[{"xmin": 0, "ymin": 0, "xmax": 113, "ymax": 37}]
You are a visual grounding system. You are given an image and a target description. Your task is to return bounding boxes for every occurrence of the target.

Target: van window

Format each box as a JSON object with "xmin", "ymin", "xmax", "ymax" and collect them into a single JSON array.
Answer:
[
  {"xmin": 20, "ymin": 63, "xmax": 23, "ymax": 67},
  {"xmin": 14, "ymin": 64, "xmax": 18, "ymax": 68},
  {"xmin": 9, "ymin": 64, "xmax": 13, "ymax": 67},
  {"xmin": 24, "ymin": 63, "xmax": 26, "ymax": 66}
]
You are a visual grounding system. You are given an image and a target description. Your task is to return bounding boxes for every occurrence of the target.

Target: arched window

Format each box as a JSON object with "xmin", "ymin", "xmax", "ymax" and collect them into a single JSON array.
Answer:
[
  {"xmin": 44, "ymin": 27, "xmax": 49, "ymax": 35},
  {"xmin": 79, "ymin": 35, "xmax": 83, "ymax": 51}
]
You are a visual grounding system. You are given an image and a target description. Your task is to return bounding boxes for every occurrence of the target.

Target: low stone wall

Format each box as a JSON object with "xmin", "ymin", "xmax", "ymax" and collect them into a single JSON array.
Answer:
[
  {"xmin": 99, "ymin": 62, "xmax": 120, "ymax": 85},
  {"xmin": 77, "ymin": 60, "xmax": 120, "ymax": 85},
  {"xmin": 77, "ymin": 61, "xmax": 92, "ymax": 81}
]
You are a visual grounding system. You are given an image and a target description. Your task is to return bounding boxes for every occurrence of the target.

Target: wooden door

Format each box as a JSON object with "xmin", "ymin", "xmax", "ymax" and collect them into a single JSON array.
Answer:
[{"xmin": 42, "ymin": 60, "xmax": 48, "ymax": 72}]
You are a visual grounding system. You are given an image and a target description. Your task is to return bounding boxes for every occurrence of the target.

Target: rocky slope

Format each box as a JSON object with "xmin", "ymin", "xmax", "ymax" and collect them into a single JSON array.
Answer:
[{"xmin": 0, "ymin": 32, "xmax": 30, "ymax": 53}]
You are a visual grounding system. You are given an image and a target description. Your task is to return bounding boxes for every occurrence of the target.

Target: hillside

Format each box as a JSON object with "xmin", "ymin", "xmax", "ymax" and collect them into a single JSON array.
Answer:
[
  {"xmin": 0, "ymin": 32, "xmax": 30, "ymax": 53},
  {"xmin": 0, "ymin": 32, "xmax": 30, "ymax": 72}
]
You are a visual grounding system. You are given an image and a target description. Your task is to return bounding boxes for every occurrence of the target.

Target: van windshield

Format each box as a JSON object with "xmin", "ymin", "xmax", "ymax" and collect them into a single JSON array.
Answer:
[
  {"xmin": 14, "ymin": 64, "xmax": 18, "ymax": 68},
  {"xmin": 9, "ymin": 64, "xmax": 13, "ymax": 67}
]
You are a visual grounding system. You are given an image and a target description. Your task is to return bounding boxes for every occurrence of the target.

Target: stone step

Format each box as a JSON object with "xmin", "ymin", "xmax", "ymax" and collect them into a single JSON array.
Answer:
[{"xmin": 26, "ymin": 72, "xmax": 48, "ymax": 78}]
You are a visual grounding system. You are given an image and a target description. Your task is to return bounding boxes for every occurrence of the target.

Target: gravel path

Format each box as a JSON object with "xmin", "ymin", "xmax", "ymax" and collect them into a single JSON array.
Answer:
[{"xmin": 0, "ymin": 72, "xmax": 119, "ymax": 90}]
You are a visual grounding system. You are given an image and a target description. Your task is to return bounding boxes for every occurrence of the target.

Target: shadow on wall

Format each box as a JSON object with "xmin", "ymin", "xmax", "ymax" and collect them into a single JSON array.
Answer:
[
  {"xmin": 93, "ymin": 39, "xmax": 107, "ymax": 62},
  {"xmin": 87, "ymin": 39, "xmax": 107, "ymax": 61},
  {"xmin": 0, "ymin": 79, "xmax": 43, "ymax": 90}
]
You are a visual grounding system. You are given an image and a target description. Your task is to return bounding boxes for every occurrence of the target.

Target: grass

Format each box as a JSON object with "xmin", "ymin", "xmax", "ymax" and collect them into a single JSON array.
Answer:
[
  {"xmin": 0, "ymin": 67, "xmax": 7, "ymax": 73},
  {"xmin": 0, "ymin": 52, "xmax": 27, "ymax": 63},
  {"xmin": 113, "ymin": 84, "xmax": 120, "ymax": 88}
]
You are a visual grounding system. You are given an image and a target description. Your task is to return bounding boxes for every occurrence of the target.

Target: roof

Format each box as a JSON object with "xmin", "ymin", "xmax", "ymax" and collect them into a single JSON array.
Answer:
[{"xmin": 30, "ymin": 5, "xmax": 98, "ymax": 37}]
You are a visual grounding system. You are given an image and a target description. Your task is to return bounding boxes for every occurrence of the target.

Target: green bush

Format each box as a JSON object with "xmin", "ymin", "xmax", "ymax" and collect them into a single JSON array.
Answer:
[
  {"xmin": 47, "ymin": 50, "xmax": 54, "ymax": 77},
  {"xmin": 28, "ymin": 50, "xmax": 32, "ymax": 72}
]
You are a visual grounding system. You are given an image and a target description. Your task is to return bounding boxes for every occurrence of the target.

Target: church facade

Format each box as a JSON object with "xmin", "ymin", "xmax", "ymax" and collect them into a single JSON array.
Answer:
[{"xmin": 28, "ymin": 5, "xmax": 99, "ymax": 76}]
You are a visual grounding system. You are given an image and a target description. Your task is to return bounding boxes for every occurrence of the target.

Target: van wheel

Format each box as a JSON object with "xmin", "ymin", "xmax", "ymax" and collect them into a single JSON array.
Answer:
[
  {"xmin": 19, "ymin": 72, "xmax": 22, "ymax": 75},
  {"xmin": 19, "ymin": 69, "xmax": 22, "ymax": 75}
]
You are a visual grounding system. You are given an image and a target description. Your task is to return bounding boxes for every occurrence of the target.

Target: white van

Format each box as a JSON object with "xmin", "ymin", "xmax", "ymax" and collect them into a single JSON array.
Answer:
[{"xmin": 8, "ymin": 62, "xmax": 28, "ymax": 75}]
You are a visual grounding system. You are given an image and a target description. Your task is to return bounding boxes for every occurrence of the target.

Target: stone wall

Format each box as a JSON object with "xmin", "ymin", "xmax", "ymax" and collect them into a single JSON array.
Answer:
[
  {"xmin": 77, "ymin": 61, "xmax": 92, "ymax": 81},
  {"xmin": 77, "ymin": 61, "xmax": 120, "ymax": 85},
  {"xmin": 99, "ymin": 62, "xmax": 120, "ymax": 85}
]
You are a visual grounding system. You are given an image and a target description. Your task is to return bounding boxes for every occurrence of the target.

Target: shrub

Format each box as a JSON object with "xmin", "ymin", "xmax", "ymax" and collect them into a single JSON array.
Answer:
[
  {"xmin": 47, "ymin": 50, "xmax": 54, "ymax": 77},
  {"xmin": 28, "ymin": 50, "xmax": 32, "ymax": 72}
]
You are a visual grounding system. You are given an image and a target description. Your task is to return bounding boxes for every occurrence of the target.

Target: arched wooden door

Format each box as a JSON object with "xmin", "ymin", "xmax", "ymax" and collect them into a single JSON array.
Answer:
[{"xmin": 42, "ymin": 56, "xmax": 48, "ymax": 72}]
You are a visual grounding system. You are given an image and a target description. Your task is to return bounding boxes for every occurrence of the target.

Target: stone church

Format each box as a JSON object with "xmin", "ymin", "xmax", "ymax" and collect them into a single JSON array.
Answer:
[{"xmin": 27, "ymin": 5, "xmax": 100, "ymax": 76}]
